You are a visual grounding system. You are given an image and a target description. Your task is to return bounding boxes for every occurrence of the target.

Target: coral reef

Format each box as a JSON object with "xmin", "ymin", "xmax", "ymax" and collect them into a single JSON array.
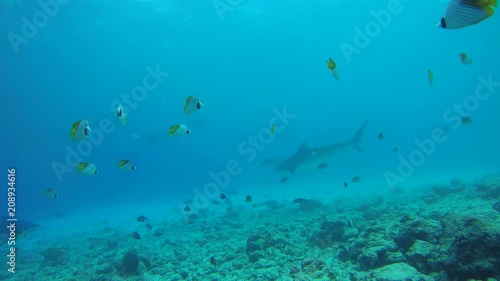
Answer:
[{"xmin": 7, "ymin": 174, "xmax": 500, "ymax": 281}]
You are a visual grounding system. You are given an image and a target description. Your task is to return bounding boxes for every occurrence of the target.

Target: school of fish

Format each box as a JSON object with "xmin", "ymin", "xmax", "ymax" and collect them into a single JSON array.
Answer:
[{"xmin": 46, "ymin": 0, "xmax": 495, "ymax": 199}]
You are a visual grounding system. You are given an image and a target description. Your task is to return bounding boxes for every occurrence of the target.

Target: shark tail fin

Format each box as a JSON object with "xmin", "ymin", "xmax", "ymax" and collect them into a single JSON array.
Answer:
[{"xmin": 350, "ymin": 120, "xmax": 367, "ymax": 152}]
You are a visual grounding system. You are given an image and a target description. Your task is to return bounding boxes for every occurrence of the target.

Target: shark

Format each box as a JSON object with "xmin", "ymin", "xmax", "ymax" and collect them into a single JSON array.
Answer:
[
  {"xmin": 261, "ymin": 120, "xmax": 368, "ymax": 175},
  {"xmin": 0, "ymin": 216, "xmax": 39, "ymax": 237}
]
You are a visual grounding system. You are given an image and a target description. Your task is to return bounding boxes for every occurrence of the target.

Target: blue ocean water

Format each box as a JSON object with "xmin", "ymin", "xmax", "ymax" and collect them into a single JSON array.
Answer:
[{"xmin": 1, "ymin": 0, "xmax": 500, "ymax": 280}]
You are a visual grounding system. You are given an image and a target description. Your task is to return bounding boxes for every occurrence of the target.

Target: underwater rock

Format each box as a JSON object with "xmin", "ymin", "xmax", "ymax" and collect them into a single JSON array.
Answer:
[
  {"xmin": 393, "ymin": 217, "xmax": 442, "ymax": 252},
  {"xmin": 289, "ymin": 266, "xmax": 300, "ymax": 274},
  {"xmin": 476, "ymin": 175, "xmax": 500, "ymax": 198},
  {"xmin": 493, "ymin": 201, "xmax": 500, "ymax": 213},
  {"xmin": 178, "ymin": 269, "xmax": 189, "ymax": 279},
  {"xmin": 265, "ymin": 200, "xmax": 283, "ymax": 210},
  {"xmin": 301, "ymin": 259, "xmax": 326, "ymax": 273},
  {"xmin": 443, "ymin": 217, "xmax": 500, "ymax": 280},
  {"xmin": 421, "ymin": 193, "xmax": 439, "ymax": 204},
  {"xmin": 90, "ymin": 277, "xmax": 115, "ymax": 281},
  {"xmin": 223, "ymin": 210, "xmax": 240, "ymax": 220},
  {"xmin": 174, "ymin": 249, "xmax": 188, "ymax": 262},
  {"xmin": 245, "ymin": 231, "xmax": 272, "ymax": 262},
  {"xmin": 343, "ymin": 227, "xmax": 359, "ymax": 241},
  {"xmin": 106, "ymin": 239, "xmax": 118, "ymax": 250},
  {"xmin": 407, "ymin": 239, "xmax": 435, "ymax": 257},
  {"xmin": 357, "ymin": 204, "xmax": 371, "ymax": 212},
  {"xmin": 361, "ymin": 208, "xmax": 382, "ymax": 221},
  {"xmin": 406, "ymin": 239, "xmax": 437, "ymax": 274},
  {"xmin": 450, "ymin": 178, "xmax": 467, "ymax": 190},
  {"xmin": 267, "ymin": 238, "xmax": 288, "ymax": 249},
  {"xmin": 399, "ymin": 214, "xmax": 412, "ymax": 224},
  {"xmin": 432, "ymin": 184, "xmax": 464, "ymax": 196},
  {"xmin": 309, "ymin": 220, "xmax": 345, "ymax": 248},
  {"xmin": 95, "ymin": 264, "xmax": 114, "ymax": 274},
  {"xmin": 362, "ymin": 262, "xmax": 433, "ymax": 281},
  {"xmin": 244, "ymin": 231, "xmax": 289, "ymax": 263},
  {"xmin": 384, "ymin": 251, "xmax": 406, "ymax": 264},
  {"xmin": 349, "ymin": 227, "xmax": 396, "ymax": 267},
  {"xmin": 299, "ymin": 199, "xmax": 323, "ymax": 212},
  {"xmin": 246, "ymin": 231, "xmax": 272, "ymax": 252},
  {"xmin": 358, "ymin": 247, "xmax": 383, "ymax": 271},
  {"xmin": 40, "ymin": 247, "xmax": 68, "ymax": 267}
]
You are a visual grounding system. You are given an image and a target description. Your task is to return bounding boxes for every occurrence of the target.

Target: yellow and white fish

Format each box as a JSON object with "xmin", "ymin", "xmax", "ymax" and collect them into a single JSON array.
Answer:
[
  {"xmin": 169, "ymin": 124, "xmax": 190, "ymax": 136},
  {"xmin": 118, "ymin": 160, "xmax": 136, "ymax": 171},
  {"xmin": 116, "ymin": 103, "xmax": 127, "ymax": 125},
  {"xmin": 45, "ymin": 188, "xmax": 59, "ymax": 199},
  {"xmin": 458, "ymin": 53, "xmax": 473, "ymax": 64},
  {"xmin": 184, "ymin": 95, "xmax": 204, "ymax": 114},
  {"xmin": 77, "ymin": 162, "xmax": 98, "ymax": 175},
  {"xmin": 70, "ymin": 119, "xmax": 91, "ymax": 141},
  {"xmin": 438, "ymin": 0, "xmax": 496, "ymax": 29},
  {"xmin": 427, "ymin": 69, "xmax": 434, "ymax": 85},
  {"xmin": 326, "ymin": 58, "xmax": 340, "ymax": 80}
]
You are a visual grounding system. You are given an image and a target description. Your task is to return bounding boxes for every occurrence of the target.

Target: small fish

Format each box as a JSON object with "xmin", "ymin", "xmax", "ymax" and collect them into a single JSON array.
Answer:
[
  {"xmin": 184, "ymin": 95, "xmax": 204, "ymax": 114},
  {"xmin": 131, "ymin": 134, "xmax": 139, "ymax": 138},
  {"xmin": 458, "ymin": 53, "xmax": 473, "ymax": 65},
  {"xmin": 184, "ymin": 206, "xmax": 191, "ymax": 212},
  {"xmin": 77, "ymin": 162, "xmax": 98, "ymax": 175},
  {"xmin": 116, "ymin": 103, "xmax": 127, "ymax": 125},
  {"xmin": 392, "ymin": 146, "xmax": 399, "ymax": 153},
  {"xmin": 220, "ymin": 193, "xmax": 227, "ymax": 200},
  {"xmin": 258, "ymin": 211, "xmax": 263, "ymax": 219},
  {"xmin": 378, "ymin": 133, "xmax": 384, "ymax": 140},
  {"xmin": 210, "ymin": 256, "xmax": 217, "ymax": 266},
  {"xmin": 145, "ymin": 223, "xmax": 152, "ymax": 230},
  {"xmin": 169, "ymin": 124, "xmax": 190, "ymax": 136},
  {"xmin": 281, "ymin": 176, "xmax": 288, "ymax": 183},
  {"xmin": 132, "ymin": 232, "xmax": 141, "ymax": 239},
  {"xmin": 45, "ymin": 188, "xmax": 59, "ymax": 199},
  {"xmin": 326, "ymin": 58, "xmax": 340, "ymax": 80},
  {"xmin": 70, "ymin": 119, "xmax": 91, "ymax": 141},
  {"xmin": 461, "ymin": 116, "xmax": 472, "ymax": 125},
  {"xmin": 118, "ymin": 160, "xmax": 136, "ymax": 171},
  {"xmin": 344, "ymin": 182, "xmax": 348, "ymax": 188},
  {"xmin": 293, "ymin": 198, "xmax": 308, "ymax": 203},
  {"xmin": 318, "ymin": 163, "xmax": 328, "ymax": 169},
  {"xmin": 245, "ymin": 195, "xmax": 252, "ymax": 203},
  {"xmin": 211, "ymin": 200, "xmax": 221, "ymax": 205},
  {"xmin": 352, "ymin": 176, "xmax": 361, "ymax": 183},
  {"xmin": 136, "ymin": 215, "xmax": 147, "ymax": 222},
  {"xmin": 437, "ymin": 0, "xmax": 496, "ymax": 29},
  {"xmin": 271, "ymin": 124, "xmax": 275, "ymax": 135},
  {"xmin": 427, "ymin": 69, "xmax": 434, "ymax": 85}
]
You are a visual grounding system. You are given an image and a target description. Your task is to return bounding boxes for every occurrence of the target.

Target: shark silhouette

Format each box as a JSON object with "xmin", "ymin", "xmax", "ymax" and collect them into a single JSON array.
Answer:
[
  {"xmin": 261, "ymin": 121, "xmax": 368, "ymax": 174},
  {"xmin": 0, "ymin": 216, "xmax": 39, "ymax": 236}
]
